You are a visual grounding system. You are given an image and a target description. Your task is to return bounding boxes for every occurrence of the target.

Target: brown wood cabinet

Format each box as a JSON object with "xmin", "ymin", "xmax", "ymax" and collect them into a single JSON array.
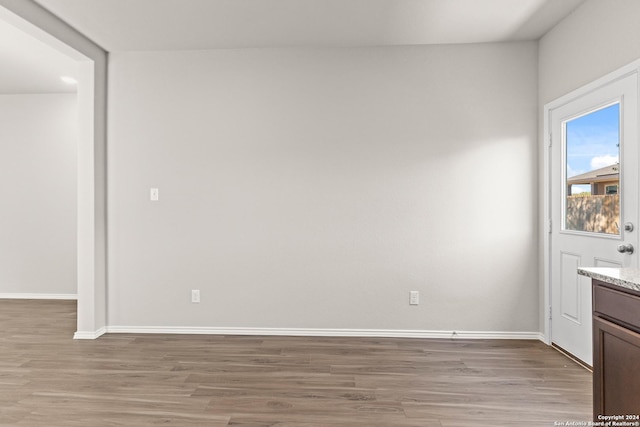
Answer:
[{"xmin": 592, "ymin": 279, "xmax": 640, "ymax": 419}]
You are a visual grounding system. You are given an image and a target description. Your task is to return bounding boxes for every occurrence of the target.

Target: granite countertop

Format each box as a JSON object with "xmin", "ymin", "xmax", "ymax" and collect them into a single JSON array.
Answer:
[{"xmin": 578, "ymin": 267, "xmax": 640, "ymax": 292}]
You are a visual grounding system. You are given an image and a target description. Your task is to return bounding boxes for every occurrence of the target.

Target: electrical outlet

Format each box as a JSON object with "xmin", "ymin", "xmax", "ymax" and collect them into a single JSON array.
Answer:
[
  {"xmin": 409, "ymin": 291, "xmax": 419, "ymax": 305},
  {"xmin": 191, "ymin": 289, "xmax": 200, "ymax": 303}
]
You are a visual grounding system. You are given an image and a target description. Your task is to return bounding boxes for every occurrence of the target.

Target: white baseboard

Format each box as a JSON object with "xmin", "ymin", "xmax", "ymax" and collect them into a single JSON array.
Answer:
[
  {"xmin": 104, "ymin": 326, "xmax": 544, "ymax": 341},
  {"xmin": 0, "ymin": 293, "xmax": 77, "ymax": 300},
  {"xmin": 74, "ymin": 327, "xmax": 106, "ymax": 340}
]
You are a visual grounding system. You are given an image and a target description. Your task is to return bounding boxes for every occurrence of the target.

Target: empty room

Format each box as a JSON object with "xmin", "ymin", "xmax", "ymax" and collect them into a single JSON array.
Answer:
[{"xmin": 1, "ymin": 0, "xmax": 639, "ymax": 425}]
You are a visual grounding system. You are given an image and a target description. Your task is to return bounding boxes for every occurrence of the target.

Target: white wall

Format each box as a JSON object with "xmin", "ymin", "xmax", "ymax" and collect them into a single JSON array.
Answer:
[
  {"xmin": 538, "ymin": 0, "xmax": 640, "ymax": 332},
  {"xmin": 539, "ymin": 0, "xmax": 640, "ymax": 105},
  {"xmin": 0, "ymin": 93, "xmax": 77, "ymax": 296},
  {"xmin": 108, "ymin": 43, "xmax": 539, "ymax": 333}
]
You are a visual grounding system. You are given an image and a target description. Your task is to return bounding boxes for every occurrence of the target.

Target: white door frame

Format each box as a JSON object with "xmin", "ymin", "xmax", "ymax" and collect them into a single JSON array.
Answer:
[
  {"xmin": 543, "ymin": 61, "xmax": 640, "ymax": 344},
  {"xmin": 0, "ymin": 3, "xmax": 108, "ymax": 338}
]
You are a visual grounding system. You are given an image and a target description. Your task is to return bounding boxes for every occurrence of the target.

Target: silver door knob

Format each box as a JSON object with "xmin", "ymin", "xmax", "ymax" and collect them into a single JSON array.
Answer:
[
  {"xmin": 625, "ymin": 222, "xmax": 634, "ymax": 232},
  {"xmin": 617, "ymin": 244, "xmax": 634, "ymax": 254}
]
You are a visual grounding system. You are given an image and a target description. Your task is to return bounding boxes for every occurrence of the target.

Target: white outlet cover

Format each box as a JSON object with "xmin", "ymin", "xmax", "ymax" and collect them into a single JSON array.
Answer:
[{"xmin": 191, "ymin": 289, "xmax": 200, "ymax": 303}]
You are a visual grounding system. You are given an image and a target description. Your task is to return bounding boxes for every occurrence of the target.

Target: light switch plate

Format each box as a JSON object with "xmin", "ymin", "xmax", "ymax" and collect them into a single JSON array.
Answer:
[
  {"xmin": 150, "ymin": 188, "xmax": 159, "ymax": 201},
  {"xmin": 409, "ymin": 291, "xmax": 419, "ymax": 305}
]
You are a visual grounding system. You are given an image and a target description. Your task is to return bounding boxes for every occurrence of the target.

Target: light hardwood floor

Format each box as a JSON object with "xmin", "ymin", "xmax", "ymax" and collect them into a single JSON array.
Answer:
[{"xmin": 0, "ymin": 300, "xmax": 591, "ymax": 426}]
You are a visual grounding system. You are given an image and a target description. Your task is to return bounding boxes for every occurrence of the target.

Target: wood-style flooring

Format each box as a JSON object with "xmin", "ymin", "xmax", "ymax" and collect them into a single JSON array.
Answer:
[{"xmin": 0, "ymin": 300, "xmax": 591, "ymax": 426}]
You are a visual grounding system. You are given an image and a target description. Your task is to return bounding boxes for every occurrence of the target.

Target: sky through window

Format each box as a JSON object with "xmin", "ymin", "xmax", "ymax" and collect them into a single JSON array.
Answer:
[{"xmin": 566, "ymin": 103, "xmax": 619, "ymax": 194}]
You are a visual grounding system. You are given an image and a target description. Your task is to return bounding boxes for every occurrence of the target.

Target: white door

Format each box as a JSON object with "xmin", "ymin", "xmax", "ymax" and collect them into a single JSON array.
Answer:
[{"xmin": 549, "ymin": 72, "xmax": 638, "ymax": 365}]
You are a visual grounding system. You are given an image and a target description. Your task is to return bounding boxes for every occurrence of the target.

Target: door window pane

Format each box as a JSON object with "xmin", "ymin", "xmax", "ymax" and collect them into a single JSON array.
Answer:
[{"xmin": 564, "ymin": 103, "xmax": 620, "ymax": 235}]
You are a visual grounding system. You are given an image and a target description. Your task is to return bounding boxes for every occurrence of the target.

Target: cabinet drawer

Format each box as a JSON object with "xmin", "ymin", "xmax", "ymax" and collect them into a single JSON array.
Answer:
[{"xmin": 594, "ymin": 284, "xmax": 640, "ymax": 330}]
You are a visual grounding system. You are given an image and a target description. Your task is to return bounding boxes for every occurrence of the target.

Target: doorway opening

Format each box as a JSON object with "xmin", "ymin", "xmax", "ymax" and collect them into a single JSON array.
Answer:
[{"xmin": 0, "ymin": 4, "xmax": 106, "ymax": 338}]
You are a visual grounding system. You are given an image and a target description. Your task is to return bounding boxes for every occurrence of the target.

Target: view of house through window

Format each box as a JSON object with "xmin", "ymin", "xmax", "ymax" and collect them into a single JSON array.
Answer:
[{"xmin": 564, "ymin": 103, "xmax": 620, "ymax": 235}]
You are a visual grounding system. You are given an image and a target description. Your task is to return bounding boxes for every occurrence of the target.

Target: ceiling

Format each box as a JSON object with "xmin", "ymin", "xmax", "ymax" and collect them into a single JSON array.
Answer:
[
  {"xmin": 0, "ymin": 0, "xmax": 585, "ymax": 93},
  {"xmin": 0, "ymin": 17, "xmax": 77, "ymax": 94},
  {"xmin": 33, "ymin": 0, "xmax": 585, "ymax": 51}
]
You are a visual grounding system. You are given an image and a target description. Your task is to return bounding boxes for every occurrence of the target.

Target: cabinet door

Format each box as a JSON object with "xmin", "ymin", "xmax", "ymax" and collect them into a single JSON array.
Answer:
[{"xmin": 593, "ymin": 315, "xmax": 640, "ymax": 418}]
